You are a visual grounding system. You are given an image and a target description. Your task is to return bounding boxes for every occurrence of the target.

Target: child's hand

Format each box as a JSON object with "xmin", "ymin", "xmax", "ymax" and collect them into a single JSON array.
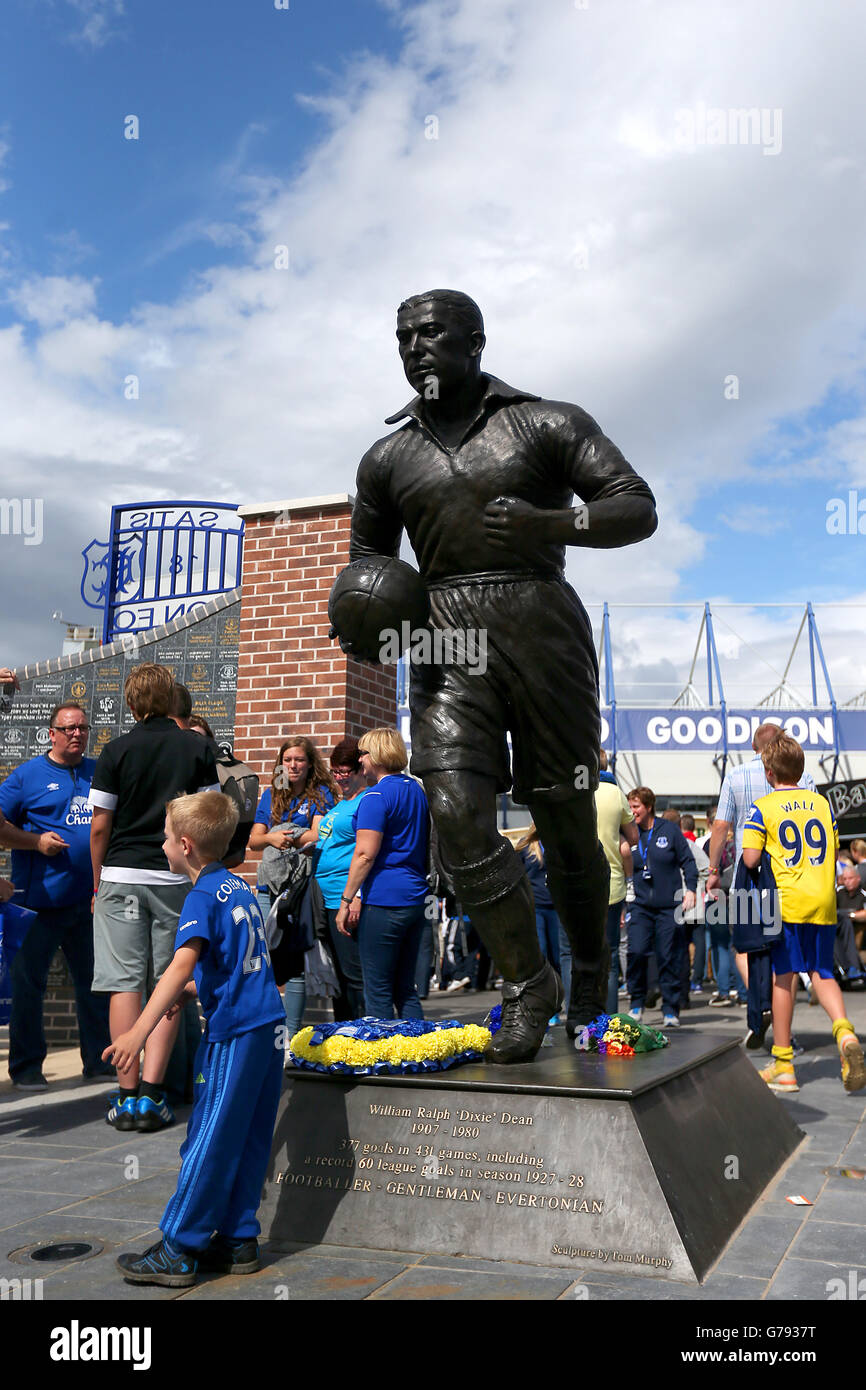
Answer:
[
  {"xmin": 166, "ymin": 981, "xmax": 198, "ymax": 1020},
  {"xmin": 103, "ymin": 1031, "xmax": 143, "ymax": 1074}
]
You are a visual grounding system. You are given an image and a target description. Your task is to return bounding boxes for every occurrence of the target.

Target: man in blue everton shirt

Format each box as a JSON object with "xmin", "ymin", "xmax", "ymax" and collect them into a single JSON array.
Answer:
[
  {"xmin": 108, "ymin": 791, "xmax": 284, "ymax": 1288},
  {"xmin": 0, "ymin": 701, "xmax": 110, "ymax": 1089}
]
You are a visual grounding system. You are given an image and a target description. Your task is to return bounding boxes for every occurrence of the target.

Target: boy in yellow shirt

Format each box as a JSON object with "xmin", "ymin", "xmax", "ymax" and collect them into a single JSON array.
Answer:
[{"xmin": 742, "ymin": 733, "xmax": 865, "ymax": 1095}]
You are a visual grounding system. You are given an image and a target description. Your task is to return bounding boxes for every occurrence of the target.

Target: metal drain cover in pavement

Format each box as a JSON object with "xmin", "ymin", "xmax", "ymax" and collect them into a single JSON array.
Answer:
[
  {"xmin": 30, "ymin": 1241, "xmax": 94, "ymax": 1262},
  {"xmin": 8, "ymin": 1237, "xmax": 105, "ymax": 1266}
]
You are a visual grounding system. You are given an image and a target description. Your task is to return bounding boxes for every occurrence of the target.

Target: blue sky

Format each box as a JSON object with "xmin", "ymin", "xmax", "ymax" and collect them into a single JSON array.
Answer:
[
  {"xmin": 0, "ymin": 0, "xmax": 865, "ymax": 706},
  {"xmin": 1, "ymin": 0, "xmax": 401, "ymax": 324}
]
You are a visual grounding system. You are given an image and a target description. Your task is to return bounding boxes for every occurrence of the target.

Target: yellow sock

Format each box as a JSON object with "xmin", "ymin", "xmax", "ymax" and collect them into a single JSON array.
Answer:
[
  {"xmin": 771, "ymin": 1044, "xmax": 794, "ymax": 1063},
  {"xmin": 833, "ymin": 1018, "xmax": 856, "ymax": 1048}
]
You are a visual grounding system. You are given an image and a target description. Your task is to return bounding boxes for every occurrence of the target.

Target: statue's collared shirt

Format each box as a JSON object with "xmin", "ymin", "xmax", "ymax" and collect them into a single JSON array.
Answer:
[
  {"xmin": 383, "ymin": 374, "xmax": 541, "ymax": 442},
  {"xmin": 352, "ymin": 373, "xmax": 655, "ymax": 582}
]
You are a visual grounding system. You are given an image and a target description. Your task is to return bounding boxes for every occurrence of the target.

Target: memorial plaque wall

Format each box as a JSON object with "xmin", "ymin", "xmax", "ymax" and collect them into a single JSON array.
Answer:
[{"xmin": 0, "ymin": 590, "xmax": 241, "ymax": 882}]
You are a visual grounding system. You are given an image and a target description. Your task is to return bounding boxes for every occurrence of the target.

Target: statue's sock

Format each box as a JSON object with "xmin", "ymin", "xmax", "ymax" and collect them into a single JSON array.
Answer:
[
  {"xmin": 451, "ymin": 842, "xmax": 542, "ymax": 981},
  {"xmin": 546, "ymin": 849, "xmax": 609, "ymax": 975}
]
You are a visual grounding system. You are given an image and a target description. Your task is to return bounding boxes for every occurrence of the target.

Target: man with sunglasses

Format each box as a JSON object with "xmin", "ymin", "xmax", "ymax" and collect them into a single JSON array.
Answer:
[{"xmin": 0, "ymin": 701, "xmax": 110, "ymax": 1089}]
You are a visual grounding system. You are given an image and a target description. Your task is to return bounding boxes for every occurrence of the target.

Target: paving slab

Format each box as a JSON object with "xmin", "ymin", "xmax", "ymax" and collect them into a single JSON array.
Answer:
[
  {"xmin": 1, "ymin": 991, "xmax": 865, "ymax": 1300},
  {"xmin": 789, "ymin": 1219, "xmax": 866, "ymax": 1266},
  {"xmin": 0, "ymin": 1156, "xmax": 173, "ymax": 1196},
  {"xmin": 713, "ymin": 1213, "xmax": 805, "ymax": 1278},
  {"xmin": 367, "ymin": 1264, "xmax": 575, "ymax": 1300},
  {"xmin": 267, "ymin": 1239, "xmax": 426, "ymax": 1265},
  {"xmin": 0, "ymin": 1215, "xmax": 162, "ymax": 1285},
  {"xmin": 767, "ymin": 1256, "xmax": 860, "ymax": 1300},
  {"xmin": 183, "ymin": 1255, "xmax": 408, "ymax": 1301},
  {"xmin": 805, "ymin": 1187, "xmax": 866, "ymax": 1224},
  {"xmin": 416, "ymin": 1251, "xmax": 575, "ymax": 1277},
  {"xmin": 697, "ymin": 1272, "xmax": 770, "ymax": 1299},
  {"xmin": 35, "ymin": 1247, "xmax": 183, "ymax": 1302},
  {"xmin": 67, "ymin": 1174, "xmax": 178, "ymax": 1223},
  {"xmin": 572, "ymin": 1271, "xmax": 716, "ymax": 1300}
]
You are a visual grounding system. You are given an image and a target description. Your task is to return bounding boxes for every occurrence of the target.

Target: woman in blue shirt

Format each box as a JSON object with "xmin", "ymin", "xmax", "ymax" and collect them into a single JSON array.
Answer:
[
  {"xmin": 335, "ymin": 727, "xmax": 430, "ymax": 1020},
  {"xmin": 248, "ymin": 735, "xmax": 337, "ymax": 1038}
]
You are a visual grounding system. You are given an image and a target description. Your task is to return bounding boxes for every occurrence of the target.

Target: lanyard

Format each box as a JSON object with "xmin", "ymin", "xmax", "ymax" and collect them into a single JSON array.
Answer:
[{"xmin": 636, "ymin": 820, "xmax": 657, "ymax": 867}]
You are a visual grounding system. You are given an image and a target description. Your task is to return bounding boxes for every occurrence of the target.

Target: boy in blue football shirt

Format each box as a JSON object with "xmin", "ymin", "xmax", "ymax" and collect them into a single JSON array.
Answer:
[{"xmin": 106, "ymin": 792, "xmax": 284, "ymax": 1287}]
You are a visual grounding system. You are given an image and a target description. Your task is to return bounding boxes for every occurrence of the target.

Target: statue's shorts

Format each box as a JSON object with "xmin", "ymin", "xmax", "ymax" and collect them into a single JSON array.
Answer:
[{"xmin": 408, "ymin": 572, "xmax": 600, "ymax": 804}]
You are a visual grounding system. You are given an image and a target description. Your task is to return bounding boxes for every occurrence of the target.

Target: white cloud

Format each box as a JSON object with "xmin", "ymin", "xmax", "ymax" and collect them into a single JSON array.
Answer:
[
  {"xmin": 46, "ymin": 229, "xmax": 97, "ymax": 270},
  {"xmin": 8, "ymin": 275, "xmax": 98, "ymax": 328},
  {"xmin": 3, "ymin": 0, "xmax": 866, "ymax": 675},
  {"xmin": 822, "ymin": 417, "xmax": 866, "ymax": 486},
  {"xmin": 62, "ymin": 0, "xmax": 126, "ymax": 48}
]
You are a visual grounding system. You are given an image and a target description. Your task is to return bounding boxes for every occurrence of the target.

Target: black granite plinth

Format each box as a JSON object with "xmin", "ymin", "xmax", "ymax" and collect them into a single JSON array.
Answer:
[{"xmin": 260, "ymin": 1031, "xmax": 803, "ymax": 1283}]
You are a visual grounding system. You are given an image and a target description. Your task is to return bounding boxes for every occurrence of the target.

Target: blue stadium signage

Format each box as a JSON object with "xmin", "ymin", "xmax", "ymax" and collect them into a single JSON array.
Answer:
[
  {"xmin": 601, "ymin": 707, "xmax": 866, "ymax": 752},
  {"xmin": 81, "ymin": 501, "xmax": 243, "ymax": 642}
]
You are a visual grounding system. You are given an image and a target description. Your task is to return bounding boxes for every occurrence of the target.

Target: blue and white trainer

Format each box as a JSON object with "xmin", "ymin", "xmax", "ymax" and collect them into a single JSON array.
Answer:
[
  {"xmin": 117, "ymin": 1239, "xmax": 197, "ymax": 1287},
  {"xmin": 106, "ymin": 1093, "xmax": 138, "ymax": 1131},
  {"xmin": 135, "ymin": 1093, "xmax": 175, "ymax": 1133}
]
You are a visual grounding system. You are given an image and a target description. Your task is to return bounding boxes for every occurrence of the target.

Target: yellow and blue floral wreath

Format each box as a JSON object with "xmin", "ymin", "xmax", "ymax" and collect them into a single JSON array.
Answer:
[{"xmin": 289, "ymin": 1017, "xmax": 492, "ymax": 1075}]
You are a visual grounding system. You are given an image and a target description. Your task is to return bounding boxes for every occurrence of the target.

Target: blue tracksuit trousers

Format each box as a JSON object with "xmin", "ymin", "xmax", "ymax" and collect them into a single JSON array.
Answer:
[
  {"xmin": 162, "ymin": 1021, "xmax": 283, "ymax": 1253},
  {"xmin": 626, "ymin": 905, "xmax": 685, "ymax": 1019}
]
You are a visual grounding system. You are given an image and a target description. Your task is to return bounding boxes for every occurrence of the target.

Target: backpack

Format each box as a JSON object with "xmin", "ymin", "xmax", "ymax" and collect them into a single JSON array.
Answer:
[{"xmin": 214, "ymin": 752, "xmax": 260, "ymax": 868}]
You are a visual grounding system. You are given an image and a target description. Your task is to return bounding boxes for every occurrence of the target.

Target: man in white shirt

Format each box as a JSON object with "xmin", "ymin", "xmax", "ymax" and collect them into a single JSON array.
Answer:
[{"xmin": 707, "ymin": 723, "xmax": 816, "ymax": 1002}]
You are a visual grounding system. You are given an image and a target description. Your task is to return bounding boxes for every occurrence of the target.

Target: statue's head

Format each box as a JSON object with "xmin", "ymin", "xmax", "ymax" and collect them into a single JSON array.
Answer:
[{"xmin": 396, "ymin": 289, "xmax": 485, "ymax": 397}]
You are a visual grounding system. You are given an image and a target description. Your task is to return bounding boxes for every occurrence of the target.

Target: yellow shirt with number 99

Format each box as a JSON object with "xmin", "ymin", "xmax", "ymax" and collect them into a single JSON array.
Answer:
[{"xmin": 741, "ymin": 789, "xmax": 839, "ymax": 925}]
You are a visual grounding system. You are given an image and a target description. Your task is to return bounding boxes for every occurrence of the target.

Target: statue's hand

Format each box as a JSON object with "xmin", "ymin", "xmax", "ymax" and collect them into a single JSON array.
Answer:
[
  {"xmin": 483, "ymin": 496, "xmax": 549, "ymax": 553},
  {"xmin": 328, "ymin": 626, "xmax": 378, "ymax": 665}
]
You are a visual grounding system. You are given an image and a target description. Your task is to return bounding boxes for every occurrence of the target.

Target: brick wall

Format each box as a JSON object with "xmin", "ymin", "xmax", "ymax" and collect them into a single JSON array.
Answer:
[
  {"xmin": 44, "ymin": 954, "xmax": 80, "ymax": 1049},
  {"xmin": 234, "ymin": 493, "xmax": 396, "ymax": 885}
]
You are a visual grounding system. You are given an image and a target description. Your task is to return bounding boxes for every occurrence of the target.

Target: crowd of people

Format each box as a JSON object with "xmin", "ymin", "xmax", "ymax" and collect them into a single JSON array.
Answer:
[
  {"xmin": 5, "ymin": 679, "xmax": 866, "ymax": 1101},
  {"xmin": 0, "ymin": 664, "xmax": 438, "ymax": 1106},
  {"xmin": 2, "ymin": 659, "xmax": 866, "ymax": 1286}
]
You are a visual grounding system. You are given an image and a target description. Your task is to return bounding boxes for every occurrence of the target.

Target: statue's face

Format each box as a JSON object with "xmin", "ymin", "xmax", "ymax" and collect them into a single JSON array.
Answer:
[{"xmin": 396, "ymin": 300, "xmax": 480, "ymax": 396}]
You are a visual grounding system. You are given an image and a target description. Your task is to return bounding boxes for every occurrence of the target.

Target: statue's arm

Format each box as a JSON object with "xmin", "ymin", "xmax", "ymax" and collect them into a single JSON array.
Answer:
[
  {"xmin": 564, "ymin": 428, "xmax": 658, "ymax": 548},
  {"xmin": 483, "ymin": 407, "xmax": 657, "ymax": 554},
  {"xmin": 349, "ymin": 444, "xmax": 403, "ymax": 560}
]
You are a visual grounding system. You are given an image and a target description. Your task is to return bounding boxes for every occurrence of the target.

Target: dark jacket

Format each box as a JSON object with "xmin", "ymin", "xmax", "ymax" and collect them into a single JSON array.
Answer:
[
  {"xmin": 730, "ymin": 852, "xmax": 778, "ymax": 953},
  {"xmin": 632, "ymin": 818, "xmax": 697, "ymax": 910}
]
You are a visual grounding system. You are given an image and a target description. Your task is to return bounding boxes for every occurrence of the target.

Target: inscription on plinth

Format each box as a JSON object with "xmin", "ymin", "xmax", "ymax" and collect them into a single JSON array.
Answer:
[
  {"xmin": 261, "ymin": 1035, "xmax": 804, "ymax": 1282},
  {"xmin": 263, "ymin": 1078, "xmax": 691, "ymax": 1279}
]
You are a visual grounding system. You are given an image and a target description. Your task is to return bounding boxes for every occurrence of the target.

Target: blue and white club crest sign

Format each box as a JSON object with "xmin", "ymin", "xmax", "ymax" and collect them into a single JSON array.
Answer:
[{"xmin": 81, "ymin": 502, "xmax": 243, "ymax": 642}]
